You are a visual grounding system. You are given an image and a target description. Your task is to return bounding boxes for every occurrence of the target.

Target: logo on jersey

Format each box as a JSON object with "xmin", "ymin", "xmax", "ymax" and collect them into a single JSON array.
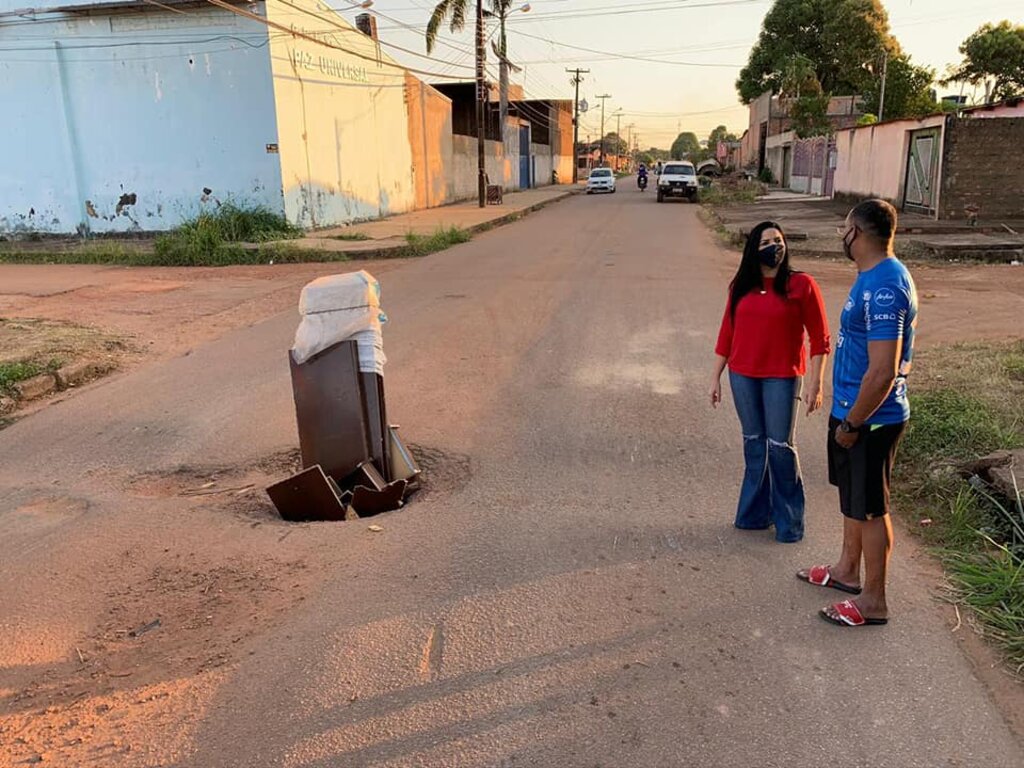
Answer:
[
  {"xmin": 873, "ymin": 287, "xmax": 897, "ymax": 307},
  {"xmin": 845, "ymin": 298, "xmax": 855, "ymax": 312}
]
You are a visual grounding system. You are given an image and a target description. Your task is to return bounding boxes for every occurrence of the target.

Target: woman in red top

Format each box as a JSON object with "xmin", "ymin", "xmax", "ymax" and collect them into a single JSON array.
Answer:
[{"xmin": 710, "ymin": 221, "xmax": 831, "ymax": 543}]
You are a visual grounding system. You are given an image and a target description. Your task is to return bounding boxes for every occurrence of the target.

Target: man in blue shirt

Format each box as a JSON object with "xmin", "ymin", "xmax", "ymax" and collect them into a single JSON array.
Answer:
[{"xmin": 797, "ymin": 199, "xmax": 918, "ymax": 628}]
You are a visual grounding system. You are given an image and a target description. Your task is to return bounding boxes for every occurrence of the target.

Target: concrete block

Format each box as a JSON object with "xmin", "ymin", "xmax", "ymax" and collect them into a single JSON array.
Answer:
[
  {"xmin": 14, "ymin": 373, "xmax": 57, "ymax": 401},
  {"xmin": 55, "ymin": 360, "xmax": 111, "ymax": 390}
]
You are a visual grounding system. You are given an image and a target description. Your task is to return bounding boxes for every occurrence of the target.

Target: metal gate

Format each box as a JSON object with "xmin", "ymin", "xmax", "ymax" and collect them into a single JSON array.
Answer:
[
  {"xmin": 519, "ymin": 125, "xmax": 531, "ymax": 189},
  {"xmin": 903, "ymin": 128, "xmax": 941, "ymax": 215}
]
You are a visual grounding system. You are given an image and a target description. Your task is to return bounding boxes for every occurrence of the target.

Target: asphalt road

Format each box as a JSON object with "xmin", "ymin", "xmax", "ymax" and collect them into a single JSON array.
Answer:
[{"xmin": 1, "ymin": 188, "xmax": 1021, "ymax": 767}]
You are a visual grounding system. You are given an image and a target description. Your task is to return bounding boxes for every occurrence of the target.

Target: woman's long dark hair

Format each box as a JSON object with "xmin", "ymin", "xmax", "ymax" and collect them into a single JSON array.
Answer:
[{"xmin": 729, "ymin": 220, "xmax": 795, "ymax": 320}]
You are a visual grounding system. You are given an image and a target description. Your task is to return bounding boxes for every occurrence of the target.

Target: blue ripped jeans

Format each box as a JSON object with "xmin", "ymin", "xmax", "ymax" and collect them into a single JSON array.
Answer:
[{"xmin": 728, "ymin": 371, "xmax": 805, "ymax": 543}]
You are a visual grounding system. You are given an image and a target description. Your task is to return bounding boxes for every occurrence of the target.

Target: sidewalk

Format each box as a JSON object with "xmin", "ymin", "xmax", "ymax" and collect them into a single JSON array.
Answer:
[
  {"xmin": 285, "ymin": 186, "xmax": 576, "ymax": 256},
  {"xmin": 711, "ymin": 194, "xmax": 1024, "ymax": 262}
]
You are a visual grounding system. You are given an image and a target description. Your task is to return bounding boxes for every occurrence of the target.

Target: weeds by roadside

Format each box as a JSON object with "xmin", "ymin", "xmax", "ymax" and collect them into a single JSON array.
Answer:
[
  {"xmin": 0, "ymin": 359, "xmax": 60, "ymax": 395},
  {"xmin": 698, "ymin": 179, "xmax": 765, "ymax": 206},
  {"xmin": 403, "ymin": 227, "xmax": 471, "ymax": 257},
  {"xmin": 896, "ymin": 341, "xmax": 1024, "ymax": 674},
  {"xmin": 153, "ymin": 204, "xmax": 300, "ymax": 265}
]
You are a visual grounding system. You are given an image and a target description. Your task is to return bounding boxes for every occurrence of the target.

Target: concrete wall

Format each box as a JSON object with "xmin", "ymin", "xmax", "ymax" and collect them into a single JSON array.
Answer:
[
  {"xmin": 550, "ymin": 104, "xmax": 575, "ymax": 184},
  {"xmin": 531, "ymin": 144, "xmax": 553, "ymax": 188},
  {"xmin": 452, "ymin": 135, "xmax": 514, "ymax": 200},
  {"xmin": 764, "ymin": 131, "xmax": 793, "ymax": 187},
  {"xmin": 405, "ymin": 73, "xmax": 454, "ymax": 209},
  {"xmin": 939, "ymin": 117, "xmax": 1024, "ymax": 220},
  {"xmin": 741, "ymin": 92, "xmax": 772, "ymax": 170},
  {"xmin": 0, "ymin": 5, "xmax": 283, "ymax": 235},
  {"xmin": 833, "ymin": 114, "xmax": 946, "ymax": 204},
  {"xmin": 265, "ymin": 0, "xmax": 416, "ymax": 227}
]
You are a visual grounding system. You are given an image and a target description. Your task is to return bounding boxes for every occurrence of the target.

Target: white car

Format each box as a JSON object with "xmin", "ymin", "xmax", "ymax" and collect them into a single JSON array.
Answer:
[
  {"xmin": 657, "ymin": 161, "xmax": 699, "ymax": 202},
  {"xmin": 586, "ymin": 167, "xmax": 616, "ymax": 194}
]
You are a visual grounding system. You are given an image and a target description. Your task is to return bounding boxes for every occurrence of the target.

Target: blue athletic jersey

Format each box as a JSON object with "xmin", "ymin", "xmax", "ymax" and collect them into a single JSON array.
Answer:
[{"xmin": 832, "ymin": 257, "xmax": 918, "ymax": 425}]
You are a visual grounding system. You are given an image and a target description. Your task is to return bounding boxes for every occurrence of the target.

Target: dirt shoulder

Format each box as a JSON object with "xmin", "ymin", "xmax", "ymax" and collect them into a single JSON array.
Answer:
[{"xmin": 0, "ymin": 261, "xmax": 404, "ymax": 360}]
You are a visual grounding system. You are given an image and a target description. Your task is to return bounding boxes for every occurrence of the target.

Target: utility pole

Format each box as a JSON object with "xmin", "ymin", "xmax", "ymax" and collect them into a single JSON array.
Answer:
[
  {"xmin": 614, "ymin": 109, "xmax": 623, "ymax": 170},
  {"xmin": 878, "ymin": 49, "xmax": 889, "ymax": 123},
  {"xmin": 596, "ymin": 93, "xmax": 611, "ymax": 165},
  {"xmin": 475, "ymin": 0, "xmax": 486, "ymax": 208},
  {"xmin": 567, "ymin": 67, "xmax": 589, "ymax": 184},
  {"xmin": 627, "ymin": 122, "xmax": 636, "ymax": 169}
]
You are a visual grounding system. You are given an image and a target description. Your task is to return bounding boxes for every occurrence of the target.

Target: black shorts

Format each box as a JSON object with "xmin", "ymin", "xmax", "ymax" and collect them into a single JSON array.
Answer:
[{"xmin": 827, "ymin": 416, "xmax": 907, "ymax": 521}]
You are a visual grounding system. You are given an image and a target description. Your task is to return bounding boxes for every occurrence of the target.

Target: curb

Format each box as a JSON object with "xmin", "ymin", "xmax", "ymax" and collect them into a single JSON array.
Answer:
[
  {"xmin": 14, "ymin": 373, "xmax": 57, "ymax": 401},
  {"xmin": 7, "ymin": 359, "xmax": 115, "ymax": 407},
  {"xmin": 464, "ymin": 190, "xmax": 577, "ymax": 236},
  {"xmin": 289, "ymin": 191, "xmax": 577, "ymax": 260}
]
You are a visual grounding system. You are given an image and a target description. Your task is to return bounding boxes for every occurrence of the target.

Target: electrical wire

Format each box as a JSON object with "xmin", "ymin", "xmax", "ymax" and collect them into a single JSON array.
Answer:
[
  {"xmin": 200, "ymin": 0, "xmax": 474, "ymax": 80},
  {"xmin": 509, "ymin": 28, "xmax": 744, "ymax": 68}
]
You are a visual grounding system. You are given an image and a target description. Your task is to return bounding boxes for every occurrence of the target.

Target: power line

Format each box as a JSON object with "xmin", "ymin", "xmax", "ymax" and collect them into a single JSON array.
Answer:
[
  {"xmin": 200, "ymin": 0, "xmax": 473, "ymax": 81},
  {"xmin": 510, "ymin": 29, "xmax": 744, "ymax": 68}
]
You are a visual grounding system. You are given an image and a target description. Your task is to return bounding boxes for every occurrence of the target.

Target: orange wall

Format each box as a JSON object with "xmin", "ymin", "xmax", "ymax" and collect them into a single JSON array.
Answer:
[{"xmin": 405, "ymin": 73, "xmax": 454, "ymax": 209}]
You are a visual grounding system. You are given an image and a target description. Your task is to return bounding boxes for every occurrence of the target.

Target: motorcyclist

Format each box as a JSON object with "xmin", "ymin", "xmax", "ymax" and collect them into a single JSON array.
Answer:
[{"xmin": 637, "ymin": 164, "xmax": 649, "ymax": 190}]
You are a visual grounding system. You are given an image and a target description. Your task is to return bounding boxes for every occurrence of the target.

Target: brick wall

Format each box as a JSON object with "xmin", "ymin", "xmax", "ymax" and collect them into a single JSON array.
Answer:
[{"xmin": 940, "ymin": 117, "xmax": 1024, "ymax": 220}]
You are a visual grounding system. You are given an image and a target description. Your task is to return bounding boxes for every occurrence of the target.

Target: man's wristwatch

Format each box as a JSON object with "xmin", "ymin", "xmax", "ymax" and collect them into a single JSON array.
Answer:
[{"xmin": 838, "ymin": 419, "xmax": 861, "ymax": 434}]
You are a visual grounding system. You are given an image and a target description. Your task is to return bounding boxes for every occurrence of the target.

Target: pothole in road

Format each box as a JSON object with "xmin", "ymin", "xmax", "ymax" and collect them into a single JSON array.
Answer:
[{"xmin": 127, "ymin": 445, "xmax": 472, "ymax": 522}]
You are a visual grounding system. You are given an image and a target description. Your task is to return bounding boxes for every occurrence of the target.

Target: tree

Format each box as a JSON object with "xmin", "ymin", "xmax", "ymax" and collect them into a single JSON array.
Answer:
[
  {"xmin": 780, "ymin": 54, "xmax": 821, "ymax": 98},
  {"xmin": 942, "ymin": 21, "xmax": 1024, "ymax": 103},
  {"xmin": 707, "ymin": 125, "xmax": 738, "ymax": 153},
  {"xmin": 602, "ymin": 132, "xmax": 628, "ymax": 157},
  {"xmin": 736, "ymin": 0, "xmax": 897, "ymax": 104},
  {"xmin": 670, "ymin": 132, "xmax": 700, "ymax": 160},
  {"xmin": 425, "ymin": 0, "xmax": 469, "ymax": 54},
  {"xmin": 863, "ymin": 54, "xmax": 936, "ymax": 120},
  {"xmin": 789, "ymin": 93, "xmax": 832, "ymax": 139},
  {"xmin": 426, "ymin": 1, "xmax": 523, "ymax": 134}
]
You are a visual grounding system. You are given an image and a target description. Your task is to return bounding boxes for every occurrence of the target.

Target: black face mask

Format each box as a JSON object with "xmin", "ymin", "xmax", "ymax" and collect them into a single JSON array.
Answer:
[
  {"xmin": 758, "ymin": 243, "xmax": 784, "ymax": 268},
  {"xmin": 842, "ymin": 229, "xmax": 857, "ymax": 262}
]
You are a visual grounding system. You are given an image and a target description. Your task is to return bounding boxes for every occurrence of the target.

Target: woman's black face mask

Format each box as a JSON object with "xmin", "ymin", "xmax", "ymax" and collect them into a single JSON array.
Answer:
[{"xmin": 758, "ymin": 243, "xmax": 784, "ymax": 268}]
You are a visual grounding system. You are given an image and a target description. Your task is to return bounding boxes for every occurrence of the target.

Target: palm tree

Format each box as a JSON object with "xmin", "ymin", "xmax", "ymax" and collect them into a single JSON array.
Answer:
[
  {"xmin": 426, "ymin": 1, "xmax": 526, "ymax": 133},
  {"xmin": 425, "ymin": 0, "xmax": 471, "ymax": 56}
]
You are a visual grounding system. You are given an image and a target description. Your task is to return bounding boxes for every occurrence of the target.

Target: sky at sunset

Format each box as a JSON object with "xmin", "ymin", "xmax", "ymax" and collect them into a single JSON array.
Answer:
[{"xmin": 344, "ymin": 0, "xmax": 1024, "ymax": 149}]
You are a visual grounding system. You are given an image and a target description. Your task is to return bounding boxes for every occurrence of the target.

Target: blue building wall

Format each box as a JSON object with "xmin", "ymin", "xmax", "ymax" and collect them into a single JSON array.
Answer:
[{"xmin": 0, "ymin": 4, "xmax": 284, "ymax": 234}]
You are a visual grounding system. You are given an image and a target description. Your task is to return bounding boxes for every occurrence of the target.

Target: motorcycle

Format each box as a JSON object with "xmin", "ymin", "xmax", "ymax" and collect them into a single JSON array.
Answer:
[{"xmin": 638, "ymin": 174, "xmax": 648, "ymax": 192}]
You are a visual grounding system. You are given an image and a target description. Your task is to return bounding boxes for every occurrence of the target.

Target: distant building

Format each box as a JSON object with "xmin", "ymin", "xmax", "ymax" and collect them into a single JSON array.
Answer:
[
  {"xmin": 833, "ymin": 97, "xmax": 1024, "ymax": 220},
  {"xmin": 738, "ymin": 91, "xmax": 864, "ymax": 193},
  {"xmin": 0, "ymin": 0, "xmax": 570, "ymax": 235}
]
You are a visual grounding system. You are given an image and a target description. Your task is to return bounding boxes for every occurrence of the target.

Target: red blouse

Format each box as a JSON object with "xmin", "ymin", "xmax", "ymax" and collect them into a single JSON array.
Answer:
[{"xmin": 715, "ymin": 273, "xmax": 831, "ymax": 378}]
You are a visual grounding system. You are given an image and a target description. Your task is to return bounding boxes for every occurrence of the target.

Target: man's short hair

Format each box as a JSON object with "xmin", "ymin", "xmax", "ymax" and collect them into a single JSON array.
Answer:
[{"xmin": 850, "ymin": 199, "xmax": 898, "ymax": 242}]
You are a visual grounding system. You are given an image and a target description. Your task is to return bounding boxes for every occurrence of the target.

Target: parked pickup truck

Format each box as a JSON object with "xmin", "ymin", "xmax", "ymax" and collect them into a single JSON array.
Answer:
[{"xmin": 656, "ymin": 161, "xmax": 699, "ymax": 203}]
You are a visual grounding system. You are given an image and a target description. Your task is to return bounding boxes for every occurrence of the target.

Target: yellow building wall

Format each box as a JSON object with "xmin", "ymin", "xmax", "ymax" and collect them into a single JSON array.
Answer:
[{"xmin": 265, "ymin": 0, "xmax": 416, "ymax": 227}]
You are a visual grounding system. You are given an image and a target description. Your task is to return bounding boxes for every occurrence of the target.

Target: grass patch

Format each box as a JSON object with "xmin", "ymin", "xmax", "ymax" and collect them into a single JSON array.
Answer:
[
  {"xmin": 698, "ymin": 179, "xmax": 764, "ymax": 206},
  {"xmin": 0, "ymin": 241, "xmax": 152, "ymax": 266},
  {"xmin": 896, "ymin": 341, "xmax": 1024, "ymax": 673},
  {"xmin": 0, "ymin": 358, "xmax": 61, "ymax": 395},
  {"xmin": 0, "ymin": 205, "xmax": 304, "ymax": 267},
  {"xmin": 403, "ymin": 226, "xmax": 471, "ymax": 257},
  {"xmin": 153, "ymin": 203, "xmax": 300, "ymax": 266}
]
